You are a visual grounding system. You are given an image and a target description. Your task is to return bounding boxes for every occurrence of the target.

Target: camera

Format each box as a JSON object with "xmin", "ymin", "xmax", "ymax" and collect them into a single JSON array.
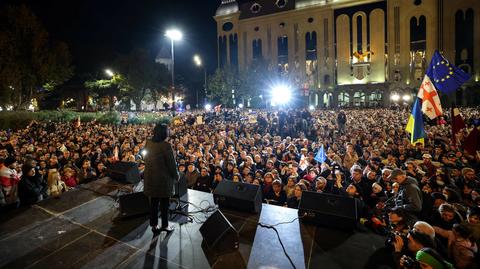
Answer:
[{"xmin": 385, "ymin": 231, "xmax": 407, "ymax": 252}]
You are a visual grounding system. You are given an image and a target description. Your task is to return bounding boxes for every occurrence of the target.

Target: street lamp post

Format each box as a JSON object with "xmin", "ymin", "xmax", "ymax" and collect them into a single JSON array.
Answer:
[
  {"xmin": 165, "ymin": 29, "xmax": 182, "ymax": 110},
  {"xmin": 193, "ymin": 54, "xmax": 207, "ymax": 108}
]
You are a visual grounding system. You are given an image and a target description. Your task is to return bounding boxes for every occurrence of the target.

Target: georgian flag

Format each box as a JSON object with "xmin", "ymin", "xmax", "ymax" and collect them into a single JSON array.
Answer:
[{"xmin": 417, "ymin": 75, "xmax": 443, "ymax": 120}]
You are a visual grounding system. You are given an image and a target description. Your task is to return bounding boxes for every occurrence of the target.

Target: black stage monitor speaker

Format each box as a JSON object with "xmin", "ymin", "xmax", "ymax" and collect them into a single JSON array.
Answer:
[
  {"xmin": 213, "ymin": 180, "xmax": 262, "ymax": 213},
  {"xmin": 107, "ymin": 161, "xmax": 141, "ymax": 184},
  {"xmin": 173, "ymin": 175, "xmax": 187, "ymax": 199},
  {"xmin": 118, "ymin": 192, "xmax": 150, "ymax": 218},
  {"xmin": 299, "ymin": 191, "xmax": 358, "ymax": 230},
  {"xmin": 200, "ymin": 210, "xmax": 239, "ymax": 255}
]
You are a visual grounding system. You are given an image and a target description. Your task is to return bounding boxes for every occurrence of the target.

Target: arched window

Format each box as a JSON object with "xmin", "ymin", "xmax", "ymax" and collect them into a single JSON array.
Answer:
[
  {"xmin": 338, "ymin": 92, "xmax": 350, "ymax": 107},
  {"xmin": 356, "ymin": 16, "xmax": 363, "ymax": 52},
  {"xmin": 455, "ymin": 9, "xmax": 474, "ymax": 73},
  {"xmin": 253, "ymin": 39, "xmax": 262, "ymax": 60},
  {"xmin": 219, "ymin": 36, "xmax": 227, "ymax": 68},
  {"xmin": 324, "ymin": 75, "xmax": 330, "ymax": 85},
  {"xmin": 353, "ymin": 92, "xmax": 365, "ymax": 107},
  {"xmin": 410, "ymin": 16, "xmax": 426, "ymax": 52},
  {"xmin": 278, "ymin": 36, "xmax": 288, "ymax": 72},
  {"xmin": 230, "ymin": 34, "xmax": 238, "ymax": 68},
  {"xmin": 305, "ymin": 32, "xmax": 317, "ymax": 76}
]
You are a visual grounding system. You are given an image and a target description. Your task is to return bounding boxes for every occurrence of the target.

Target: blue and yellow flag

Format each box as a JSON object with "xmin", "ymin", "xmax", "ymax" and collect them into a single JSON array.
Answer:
[
  {"xmin": 406, "ymin": 98, "xmax": 426, "ymax": 145},
  {"xmin": 426, "ymin": 50, "xmax": 471, "ymax": 95}
]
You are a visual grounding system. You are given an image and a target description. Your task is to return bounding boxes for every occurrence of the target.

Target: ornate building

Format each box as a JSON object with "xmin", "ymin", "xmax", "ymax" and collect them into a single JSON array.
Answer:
[{"xmin": 214, "ymin": 0, "xmax": 480, "ymax": 107}]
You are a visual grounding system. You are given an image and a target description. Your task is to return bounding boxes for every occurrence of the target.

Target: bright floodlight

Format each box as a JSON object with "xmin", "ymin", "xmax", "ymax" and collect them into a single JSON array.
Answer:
[
  {"xmin": 105, "ymin": 69, "xmax": 114, "ymax": 77},
  {"xmin": 402, "ymin": 94, "xmax": 411, "ymax": 102},
  {"xmin": 205, "ymin": 104, "xmax": 212, "ymax": 110},
  {"xmin": 166, "ymin": 29, "xmax": 183, "ymax": 41},
  {"xmin": 271, "ymin": 84, "xmax": 291, "ymax": 105},
  {"xmin": 238, "ymin": 103, "xmax": 244, "ymax": 109},
  {"xmin": 193, "ymin": 54, "xmax": 202, "ymax": 66},
  {"xmin": 309, "ymin": 105, "xmax": 315, "ymax": 111},
  {"xmin": 390, "ymin": 94, "xmax": 400, "ymax": 102}
]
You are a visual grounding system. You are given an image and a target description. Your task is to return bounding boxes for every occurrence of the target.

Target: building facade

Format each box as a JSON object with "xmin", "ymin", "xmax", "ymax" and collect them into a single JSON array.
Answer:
[{"xmin": 214, "ymin": 0, "xmax": 480, "ymax": 107}]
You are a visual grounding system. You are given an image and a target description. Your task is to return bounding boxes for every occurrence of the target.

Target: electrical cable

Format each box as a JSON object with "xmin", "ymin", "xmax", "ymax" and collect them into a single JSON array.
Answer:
[
  {"xmin": 257, "ymin": 223, "xmax": 297, "ymax": 269},
  {"xmin": 255, "ymin": 214, "xmax": 306, "ymax": 269}
]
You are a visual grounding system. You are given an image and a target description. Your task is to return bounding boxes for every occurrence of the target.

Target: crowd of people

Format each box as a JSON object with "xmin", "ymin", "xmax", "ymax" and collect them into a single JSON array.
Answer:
[{"xmin": 1, "ymin": 107, "xmax": 479, "ymax": 269}]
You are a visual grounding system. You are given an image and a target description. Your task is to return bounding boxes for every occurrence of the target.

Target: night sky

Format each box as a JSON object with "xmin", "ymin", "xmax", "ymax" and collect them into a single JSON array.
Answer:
[{"xmin": 3, "ymin": 0, "xmax": 221, "ymax": 99}]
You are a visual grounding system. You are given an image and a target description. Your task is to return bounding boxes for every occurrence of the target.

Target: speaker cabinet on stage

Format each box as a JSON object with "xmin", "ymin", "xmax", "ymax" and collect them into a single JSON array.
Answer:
[
  {"xmin": 213, "ymin": 181, "xmax": 262, "ymax": 213},
  {"xmin": 200, "ymin": 210, "xmax": 239, "ymax": 255},
  {"xmin": 173, "ymin": 175, "xmax": 187, "ymax": 199},
  {"xmin": 299, "ymin": 191, "xmax": 359, "ymax": 230},
  {"xmin": 118, "ymin": 192, "xmax": 150, "ymax": 218},
  {"xmin": 107, "ymin": 161, "xmax": 141, "ymax": 184}
]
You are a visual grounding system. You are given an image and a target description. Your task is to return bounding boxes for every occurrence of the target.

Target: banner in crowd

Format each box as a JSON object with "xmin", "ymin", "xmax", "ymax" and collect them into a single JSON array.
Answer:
[
  {"xmin": 406, "ymin": 98, "xmax": 426, "ymax": 145},
  {"xmin": 426, "ymin": 50, "xmax": 471, "ymax": 96},
  {"xmin": 314, "ymin": 144, "xmax": 327, "ymax": 164}
]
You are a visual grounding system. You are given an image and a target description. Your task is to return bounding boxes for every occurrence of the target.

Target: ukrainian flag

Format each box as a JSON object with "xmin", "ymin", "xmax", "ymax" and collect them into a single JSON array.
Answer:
[{"xmin": 406, "ymin": 98, "xmax": 426, "ymax": 145}]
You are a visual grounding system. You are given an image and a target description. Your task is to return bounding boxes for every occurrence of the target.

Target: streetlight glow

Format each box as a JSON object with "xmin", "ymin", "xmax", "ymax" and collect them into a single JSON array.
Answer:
[
  {"xmin": 390, "ymin": 94, "xmax": 400, "ymax": 102},
  {"xmin": 165, "ymin": 28, "xmax": 183, "ymax": 110},
  {"xmin": 105, "ymin": 69, "xmax": 114, "ymax": 77},
  {"xmin": 193, "ymin": 54, "xmax": 202, "ymax": 66},
  {"xmin": 402, "ymin": 94, "xmax": 411, "ymax": 102},
  {"xmin": 165, "ymin": 29, "xmax": 183, "ymax": 41},
  {"xmin": 205, "ymin": 104, "xmax": 212, "ymax": 110}
]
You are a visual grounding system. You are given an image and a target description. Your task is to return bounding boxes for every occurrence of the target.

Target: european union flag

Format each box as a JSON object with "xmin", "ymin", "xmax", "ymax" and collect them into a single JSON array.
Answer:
[
  {"xmin": 314, "ymin": 144, "xmax": 327, "ymax": 163},
  {"xmin": 426, "ymin": 50, "xmax": 471, "ymax": 95},
  {"xmin": 405, "ymin": 98, "xmax": 426, "ymax": 145}
]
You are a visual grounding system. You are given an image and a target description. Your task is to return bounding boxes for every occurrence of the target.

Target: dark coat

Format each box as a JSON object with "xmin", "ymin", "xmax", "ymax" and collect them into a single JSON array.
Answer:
[
  {"xmin": 143, "ymin": 140, "xmax": 178, "ymax": 198},
  {"xmin": 18, "ymin": 174, "xmax": 46, "ymax": 205},
  {"xmin": 394, "ymin": 177, "xmax": 423, "ymax": 214}
]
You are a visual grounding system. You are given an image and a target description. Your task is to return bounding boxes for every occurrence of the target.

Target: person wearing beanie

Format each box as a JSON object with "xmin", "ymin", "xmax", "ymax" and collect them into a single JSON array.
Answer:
[
  {"xmin": 18, "ymin": 164, "xmax": 48, "ymax": 205},
  {"xmin": 415, "ymin": 248, "xmax": 453, "ymax": 269}
]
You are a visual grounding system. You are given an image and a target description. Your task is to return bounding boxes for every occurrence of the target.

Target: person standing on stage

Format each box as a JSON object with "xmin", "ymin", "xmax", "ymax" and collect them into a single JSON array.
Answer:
[{"xmin": 144, "ymin": 123, "xmax": 178, "ymax": 234}]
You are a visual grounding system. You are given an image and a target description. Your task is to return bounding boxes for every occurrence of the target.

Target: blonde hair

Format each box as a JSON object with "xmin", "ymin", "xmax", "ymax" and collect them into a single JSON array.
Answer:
[{"xmin": 48, "ymin": 170, "xmax": 60, "ymax": 185}]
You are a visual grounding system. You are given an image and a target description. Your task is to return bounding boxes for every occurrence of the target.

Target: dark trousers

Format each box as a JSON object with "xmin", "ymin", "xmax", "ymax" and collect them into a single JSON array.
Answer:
[{"xmin": 150, "ymin": 197, "xmax": 170, "ymax": 228}]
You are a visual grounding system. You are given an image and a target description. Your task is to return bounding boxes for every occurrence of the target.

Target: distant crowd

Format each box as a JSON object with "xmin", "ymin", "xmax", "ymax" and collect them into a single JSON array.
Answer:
[{"xmin": 1, "ymin": 107, "xmax": 480, "ymax": 269}]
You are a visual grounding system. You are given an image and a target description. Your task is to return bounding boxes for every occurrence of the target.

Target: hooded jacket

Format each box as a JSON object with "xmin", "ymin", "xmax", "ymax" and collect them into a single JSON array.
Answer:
[{"xmin": 394, "ymin": 176, "xmax": 423, "ymax": 213}]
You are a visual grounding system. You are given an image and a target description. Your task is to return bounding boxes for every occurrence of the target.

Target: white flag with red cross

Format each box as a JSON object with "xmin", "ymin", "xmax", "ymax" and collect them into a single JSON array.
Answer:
[{"xmin": 417, "ymin": 76, "xmax": 443, "ymax": 120}]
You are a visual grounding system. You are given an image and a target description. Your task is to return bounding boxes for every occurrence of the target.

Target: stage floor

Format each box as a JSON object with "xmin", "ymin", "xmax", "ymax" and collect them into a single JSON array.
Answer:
[{"xmin": 0, "ymin": 178, "xmax": 391, "ymax": 269}]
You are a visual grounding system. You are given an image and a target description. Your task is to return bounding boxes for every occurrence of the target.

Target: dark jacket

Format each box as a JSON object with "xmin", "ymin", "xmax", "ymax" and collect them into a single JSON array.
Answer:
[
  {"xmin": 394, "ymin": 177, "xmax": 423, "ymax": 214},
  {"xmin": 144, "ymin": 140, "xmax": 178, "ymax": 198},
  {"xmin": 18, "ymin": 174, "xmax": 47, "ymax": 205},
  {"xmin": 264, "ymin": 189, "xmax": 287, "ymax": 206}
]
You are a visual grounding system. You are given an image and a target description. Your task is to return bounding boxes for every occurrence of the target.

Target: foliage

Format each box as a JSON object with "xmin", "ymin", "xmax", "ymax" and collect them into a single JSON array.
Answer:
[
  {"xmin": 126, "ymin": 113, "xmax": 172, "ymax": 125},
  {"xmin": 208, "ymin": 60, "xmax": 280, "ymax": 108},
  {"xmin": 237, "ymin": 60, "xmax": 272, "ymax": 107},
  {"xmin": 0, "ymin": 5, "xmax": 74, "ymax": 110},
  {"xmin": 115, "ymin": 49, "xmax": 170, "ymax": 111},
  {"xmin": 207, "ymin": 67, "xmax": 239, "ymax": 107},
  {"xmin": 84, "ymin": 78, "xmax": 119, "ymax": 111},
  {"xmin": 0, "ymin": 111, "xmax": 121, "ymax": 130}
]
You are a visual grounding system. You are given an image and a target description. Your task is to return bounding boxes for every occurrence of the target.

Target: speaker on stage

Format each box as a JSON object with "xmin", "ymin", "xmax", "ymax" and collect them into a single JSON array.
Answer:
[
  {"xmin": 107, "ymin": 161, "xmax": 141, "ymax": 184},
  {"xmin": 173, "ymin": 175, "xmax": 187, "ymax": 199},
  {"xmin": 200, "ymin": 210, "xmax": 239, "ymax": 255},
  {"xmin": 118, "ymin": 192, "xmax": 150, "ymax": 218},
  {"xmin": 213, "ymin": 181, "xmax": 262, "ymax": 213},
  {"xmin": 299, "ymin": 191, "xmax": 359, "ymax": 230}
]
